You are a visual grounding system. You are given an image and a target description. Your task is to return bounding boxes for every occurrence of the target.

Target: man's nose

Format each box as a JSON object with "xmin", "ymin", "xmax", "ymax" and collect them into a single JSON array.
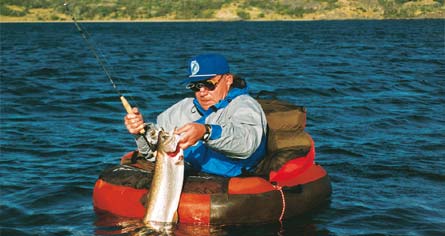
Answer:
[{"xmin": 198, "ymin": 87, "xmax": 208, "ymax": 94}]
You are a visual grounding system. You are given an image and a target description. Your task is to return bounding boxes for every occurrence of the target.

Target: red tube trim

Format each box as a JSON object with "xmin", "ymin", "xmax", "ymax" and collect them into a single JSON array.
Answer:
[
  {"xmin": 274, "ymin": 164, "xmax": 327, "ymax": 187},
  {"xmin": 269, "ymin": 138, "xmax": 315, "ymax": 184}
]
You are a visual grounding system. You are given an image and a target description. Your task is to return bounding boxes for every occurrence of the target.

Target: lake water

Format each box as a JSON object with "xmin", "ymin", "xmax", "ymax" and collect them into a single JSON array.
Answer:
[{"xmin": 1, "ymin": 20, "xmax": 444, "ymax": 235}]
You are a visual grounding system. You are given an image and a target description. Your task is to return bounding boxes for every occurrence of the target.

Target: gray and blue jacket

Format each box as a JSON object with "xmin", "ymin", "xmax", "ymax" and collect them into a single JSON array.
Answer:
[{"xmin": 135, "ymin": 87, "xmax": 267, "ymax": 177}]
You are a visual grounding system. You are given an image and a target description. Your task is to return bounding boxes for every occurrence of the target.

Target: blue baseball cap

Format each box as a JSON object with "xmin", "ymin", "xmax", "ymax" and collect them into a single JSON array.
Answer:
[{"xmin": 185, "ymin": 54, "xmax": 230, "ymax": 83}]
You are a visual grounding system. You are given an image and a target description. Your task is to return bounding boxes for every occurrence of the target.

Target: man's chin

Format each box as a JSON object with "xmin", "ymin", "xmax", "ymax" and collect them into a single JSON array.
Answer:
[{"xmin": 199, "ymin": 101, "xmax": 214, "ymax": 110}]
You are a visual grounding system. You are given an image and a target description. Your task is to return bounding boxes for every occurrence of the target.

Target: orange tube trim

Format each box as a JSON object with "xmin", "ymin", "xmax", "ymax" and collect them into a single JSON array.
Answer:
[
  {"xmin": 178, "ymin": 193, "xmax": 211, "ymax": 224},
  {"xmin": 93, "ymin": 179, "xmax": 148, "ymax": 218},
  {"xmin": 228, "ymin": 177, "xmax": 275, "ymax": 194}
]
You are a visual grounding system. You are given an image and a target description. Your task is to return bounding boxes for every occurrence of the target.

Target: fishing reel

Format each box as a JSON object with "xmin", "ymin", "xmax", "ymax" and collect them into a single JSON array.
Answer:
[{"xmin": 143, "ymin": 123, "xmax": 162, "ymax": 153}]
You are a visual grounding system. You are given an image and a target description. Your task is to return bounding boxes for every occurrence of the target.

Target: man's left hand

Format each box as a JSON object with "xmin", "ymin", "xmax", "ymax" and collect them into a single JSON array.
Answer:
[{"xmin": 174, "ymin": 123, "xmax": 206, "ymax": 150}]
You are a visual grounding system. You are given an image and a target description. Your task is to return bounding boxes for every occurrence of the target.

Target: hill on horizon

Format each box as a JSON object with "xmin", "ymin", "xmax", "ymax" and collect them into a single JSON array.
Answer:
[{"xmin": 0, "ymin": 0, "xmax": 443, "ymax": 22}]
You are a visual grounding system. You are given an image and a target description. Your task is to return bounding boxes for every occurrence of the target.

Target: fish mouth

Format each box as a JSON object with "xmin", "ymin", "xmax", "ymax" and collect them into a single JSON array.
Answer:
[
  {"xmin": 158, "ymin": 130, "xmax": 181, "ymax": 153},
  {"xmin": 157, "ymin": 130, "xmax": 184, "ymax": 165}
]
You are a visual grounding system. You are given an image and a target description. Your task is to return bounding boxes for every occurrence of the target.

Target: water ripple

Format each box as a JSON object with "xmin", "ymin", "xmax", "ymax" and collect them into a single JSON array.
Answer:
[{"xmin": 1, "ymin": 20, "xmax": 444, "ymax": 236}]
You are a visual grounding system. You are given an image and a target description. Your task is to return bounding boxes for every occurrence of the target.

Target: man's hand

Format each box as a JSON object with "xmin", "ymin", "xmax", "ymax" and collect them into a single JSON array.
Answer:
[
  {"xmin": 124, "ymin": 107, "xmax": 145, "ymax": 134},
  {"xmin": 174, "ymin": 123, "xmax": 206, "ymax": 150}
]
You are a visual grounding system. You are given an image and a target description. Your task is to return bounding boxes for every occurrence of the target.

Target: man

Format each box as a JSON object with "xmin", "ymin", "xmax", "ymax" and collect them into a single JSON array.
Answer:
[{"xmin": 125, "ymin": 53, "xmax": 267, "ymax": 177}]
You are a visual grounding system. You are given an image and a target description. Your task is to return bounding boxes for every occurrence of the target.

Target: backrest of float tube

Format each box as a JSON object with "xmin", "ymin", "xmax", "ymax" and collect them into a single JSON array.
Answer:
[
  {"xmin": 255, "ymin": 99, "xmax": 313, "ymax": 177},
  {"xmin": 257, "ymin": 99, "xmax": 310, "ymax": 152},
  {"xmin": 257, "ymin": 99, "xmax": 307, "ymax": 134}
]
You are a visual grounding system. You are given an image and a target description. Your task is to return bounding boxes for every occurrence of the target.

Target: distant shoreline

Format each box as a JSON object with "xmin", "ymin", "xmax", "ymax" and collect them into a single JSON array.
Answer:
[{"xmin": 0, "ymin": 17, "xmax": 442, "ymax": 23}]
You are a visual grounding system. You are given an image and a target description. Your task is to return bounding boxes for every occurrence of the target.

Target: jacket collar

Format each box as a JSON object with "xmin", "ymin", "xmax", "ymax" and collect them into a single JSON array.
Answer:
[{"xmin": 193, "ymin": 86, "xmax": 249, "ymax": 118}]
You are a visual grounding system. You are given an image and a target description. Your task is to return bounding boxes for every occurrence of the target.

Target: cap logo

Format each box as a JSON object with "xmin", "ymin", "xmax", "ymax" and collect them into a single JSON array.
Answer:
[{"xmin": 190, "ymin": 60, "xmax": 200, "ymax": 76}]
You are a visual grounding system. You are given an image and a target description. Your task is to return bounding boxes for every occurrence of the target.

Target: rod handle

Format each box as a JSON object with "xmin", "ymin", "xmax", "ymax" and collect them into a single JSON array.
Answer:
[
  {"xmin": 120, "ymin": 95, "xmax": 133, "ymax": 114},
  {"xmin": 120, "ymin": 96, "xmax": 145, "ymax": 134}
]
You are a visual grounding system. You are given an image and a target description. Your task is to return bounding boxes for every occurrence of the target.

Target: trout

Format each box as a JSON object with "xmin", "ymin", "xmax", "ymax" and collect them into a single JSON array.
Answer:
[{"xmin": 143, "ymin": 129, "xmax": 184, "ymax": 229}]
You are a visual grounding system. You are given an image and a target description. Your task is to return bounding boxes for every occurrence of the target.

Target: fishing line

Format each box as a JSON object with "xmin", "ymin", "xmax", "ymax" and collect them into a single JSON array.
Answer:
[
  {"xmin": 63, "ymin": 2, "xmax": 137, "ymax": 115},
  {"xmin": 64, "ymin": 2, "xmax": 147, "ymax": 135}
]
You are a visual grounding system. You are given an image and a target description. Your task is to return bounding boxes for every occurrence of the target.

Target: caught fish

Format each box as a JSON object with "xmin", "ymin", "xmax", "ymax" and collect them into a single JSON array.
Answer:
[{"xmin": 143, "ymin": 129, "xmax": 184, "ymax": 230}]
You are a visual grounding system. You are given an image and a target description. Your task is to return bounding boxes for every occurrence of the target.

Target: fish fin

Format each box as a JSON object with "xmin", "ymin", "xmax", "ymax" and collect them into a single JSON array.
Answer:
[{"xmin": 173, "ymin": 211, "xmax": 179, "ymax": 223}]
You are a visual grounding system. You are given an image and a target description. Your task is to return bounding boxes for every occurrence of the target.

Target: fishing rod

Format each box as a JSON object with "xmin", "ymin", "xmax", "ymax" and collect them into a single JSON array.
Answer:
[{"xmin": 64, "ymin": 2, "xmax": 145, "ymax": 134}]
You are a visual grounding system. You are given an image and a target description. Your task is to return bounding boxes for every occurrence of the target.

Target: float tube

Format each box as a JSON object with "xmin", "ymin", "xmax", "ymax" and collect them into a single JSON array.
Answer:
[{"xmin": 93, "ymin": 99, "xmax": 332, "ymax": 225}]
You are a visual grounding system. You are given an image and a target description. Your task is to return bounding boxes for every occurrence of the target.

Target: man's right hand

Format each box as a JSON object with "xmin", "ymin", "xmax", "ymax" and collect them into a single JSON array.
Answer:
[{"xmin": 124, "ymin": 107, "xmax": 145, "ymax": 134}]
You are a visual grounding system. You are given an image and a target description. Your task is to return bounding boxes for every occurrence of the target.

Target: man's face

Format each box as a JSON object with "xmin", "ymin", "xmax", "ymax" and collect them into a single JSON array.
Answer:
[{"xmin": 193, "ymin": 74, "xmax": 233, "ymax": 110}]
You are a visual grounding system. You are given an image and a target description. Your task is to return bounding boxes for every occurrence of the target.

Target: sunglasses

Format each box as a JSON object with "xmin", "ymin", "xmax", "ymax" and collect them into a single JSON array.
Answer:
[{"xmin": 186, "ymin": 75, "xmax": 224, "ymax": 92}]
